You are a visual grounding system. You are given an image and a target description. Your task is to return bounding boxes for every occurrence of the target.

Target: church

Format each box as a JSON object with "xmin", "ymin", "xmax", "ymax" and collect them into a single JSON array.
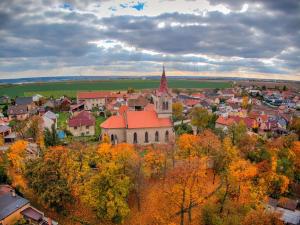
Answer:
[{"xmin": 100, "ymin": 67, "xmax": 174, "ymax": 145}]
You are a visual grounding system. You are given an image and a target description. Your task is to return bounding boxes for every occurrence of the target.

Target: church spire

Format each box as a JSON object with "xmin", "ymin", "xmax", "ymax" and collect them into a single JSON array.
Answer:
[{"xmin": 158, "ymin": 64, "xmax": 168, "ymax": 93}]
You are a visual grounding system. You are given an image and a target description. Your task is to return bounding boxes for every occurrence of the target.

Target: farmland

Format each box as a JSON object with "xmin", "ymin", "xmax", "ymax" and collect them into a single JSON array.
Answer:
[{"xmin": 0, "ymin": 79, "xmax": 231, "ymax": 98}]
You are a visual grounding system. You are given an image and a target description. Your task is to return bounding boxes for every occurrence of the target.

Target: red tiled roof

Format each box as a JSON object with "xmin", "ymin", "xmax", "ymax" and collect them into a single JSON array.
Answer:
[
  {"xmin": 68, "ymin": 111, "xmax": 95, "ymax": 127},
  {"xmin": 191, "ymin": 93, "xmax": 205, "ymax": 99},
  {"xmin": 101, "ymin": 115, "xmax": 126, "ymax": 129},
  {"xmin": 144, "ymin": 103, "xmax": 155, "ymax": 111},
  {"xmin": 184, "ymin": 99, "xmax": 199, "ymax": 107},
  {"xmin": 216, "ymin": 116, "xmax": 235, "ymax": 126},
  {"xmin": 77, "ymin": 91, "xmax": 116, "ymax": 99},
  {"xmin": 118, "ymin": 105, "xmax": 129, "ymax": 115},
  {"xmin": 101, "ymin": 110, "xmax": 172, "ymax": 129},
  {"xmin": 216, "ymin": 116, "xmax": 256, "ymax": 129},
  {"xmin": 126, "ymin": 111, "xmax": 172, "ymax": 129}
]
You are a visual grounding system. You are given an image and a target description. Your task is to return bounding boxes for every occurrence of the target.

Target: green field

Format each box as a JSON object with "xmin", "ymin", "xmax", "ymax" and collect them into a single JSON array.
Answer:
[{"xmin": 0, "ymin": 79, "xmax": 231, "ymax": 98}]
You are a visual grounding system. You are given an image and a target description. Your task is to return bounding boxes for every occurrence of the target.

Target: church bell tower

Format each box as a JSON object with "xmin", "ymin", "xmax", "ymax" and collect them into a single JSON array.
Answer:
[{"xmin": 153, "ymin": 66, "xmax": 172, "ymax": 118}]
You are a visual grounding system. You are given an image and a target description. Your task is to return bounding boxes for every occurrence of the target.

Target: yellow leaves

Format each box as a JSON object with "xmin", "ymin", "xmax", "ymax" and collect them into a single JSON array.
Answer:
[
  {"xmin": 223, "ymin": 136, "xmax": 238, "ymax": 159},
  {"xmin": 242, "ymin": 96, "xmax": 249, "ymax": 109},
  {"xmin": 172, "ymin": 102, "xmax": 183, "ymax": 120},
  {"xmin": 0, "ymin": 134, "xmax": 4, "ymax": 146},
  {"xmin": 143, "ymin": 149, "xmax": 165, "ymax": 178},
  {"xmin": 229, "ymin": 159, "xmax": 257, "ymax": 182},
  {"xmin": 7, "ymin": 140, "xmax": 28, "ymax": 172},
  {"xmin": 177, "ymin": 134, "xmax": 200, "ymax": 159}
]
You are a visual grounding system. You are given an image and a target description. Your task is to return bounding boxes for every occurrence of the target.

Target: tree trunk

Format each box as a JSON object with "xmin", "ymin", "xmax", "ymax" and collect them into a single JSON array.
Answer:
[{"xmin": 180, "ymin": 189, "xmax": 186, "ymax": 225}]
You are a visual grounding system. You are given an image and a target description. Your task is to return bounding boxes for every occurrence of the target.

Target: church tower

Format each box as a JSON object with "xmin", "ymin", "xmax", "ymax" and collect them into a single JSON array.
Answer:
[{"xmin": 153, "ymin": 66, "xmax": 173, "ymax": 118}]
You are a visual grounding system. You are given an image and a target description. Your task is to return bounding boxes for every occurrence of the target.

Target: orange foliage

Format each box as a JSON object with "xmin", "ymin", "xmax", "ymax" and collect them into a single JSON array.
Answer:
[
  {"xmin": 7, "ymin": 140, "xmax": 28, "ymax": 172},
  {"xmin": 176, "ymin": 134, "xmax": 200, "ymax": 159},
  {"xmin": 198, "ymin": 129, "xmax": 221, "ymax": 155}
]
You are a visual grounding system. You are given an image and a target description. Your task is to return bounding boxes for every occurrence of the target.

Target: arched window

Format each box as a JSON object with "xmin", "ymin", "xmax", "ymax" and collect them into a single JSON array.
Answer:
[
  {"xmin": 133, "ymin": 132, "xmax": 138, "ymax": 144},
  {"xmin": 155, "ymin": 131, "xmax": 159, "ymax": 142},
  {"xmin": 111, "ymin": 134, "xmax": 115, "ymax": 144},
  {"xmin": 145, "ymin": 132, "xmax": 149, "ymax": 143},
  {"xmin": 165, "ymin": 101, "xmax": 169, "ymax": 110},
  {"xmin": 165, "ymin": 130, "xmax": 169, "ymax": 142}
]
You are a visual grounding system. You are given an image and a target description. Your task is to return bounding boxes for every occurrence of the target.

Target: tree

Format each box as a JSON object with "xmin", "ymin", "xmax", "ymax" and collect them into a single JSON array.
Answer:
[
  {"xmin": 44, "ymin": 124, "xmax": 60, "ymax": 147},
  {"xmin": 0, "ymin": 165, "xmax": 11, "ymax": 184},
  {"xmin": 176, "ymin": 134, "xmax": 200, "ymax": 160},
  {"xmin": 190, "ymin": 107, "xmax": 212, "ymax": 132},
  {"xmin": 143, "ymin": 148, "xmax": 165, "ymax": 178},
  {"xmin": 25, "ymin": 147, "xmax": 72, "ymax": 211},
  {"xmin": 228, "ymin": 121, "xmax": 247, "ymax": 145},
  {"xmin": 82, "ymin": 162, "xmax": 131, "ymax": 223},
  {"xmin": 242, "ymin": 96, "xmax": 249, "ymax": 109},
  {"xmin": 242, "ymin": 209, "xmax": 283, "ymax": 225},
  {"xmin": 7, "ymin": 140, "xmax": 28, "ymax": 172},
  {"xmin": 172, "ymin": 102, "xmax": 184, "ymax": 121},
  {"xmin": 0, "ymin": 134, "xmax": 4, "ymax": 146},
  {"xmin": 289, "ymin": 117, "xmax": 300, "ymax": 139}
]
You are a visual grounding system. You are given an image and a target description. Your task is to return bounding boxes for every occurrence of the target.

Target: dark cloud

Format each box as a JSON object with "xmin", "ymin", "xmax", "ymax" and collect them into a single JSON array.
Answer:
[{"xmin": 0, "ymin": 0, "xmax": 299, "ymax": 78}]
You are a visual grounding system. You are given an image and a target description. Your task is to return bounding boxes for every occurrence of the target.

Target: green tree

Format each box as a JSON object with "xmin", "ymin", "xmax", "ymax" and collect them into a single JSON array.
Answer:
[
  {"xmin": 172, "ymin": 102, "xmax": 184, "ymax": 121},
  {"xmin": 190, "ymin": 107, "xmax": 213, "ymax": 132},
  {"xmin": 82, "ymin": 162, "xmax": 131, "ymax": 223},
  {"xmin": 228, "ymin": 121, "xmax": 247, "ymax": 145},
  {"xmin": 44, "ymin": 124, "xmax": 60, "ymax": 147},
  {"xmin": 25, "ymin": 148, "xmax": 72, "ymax": 211}
]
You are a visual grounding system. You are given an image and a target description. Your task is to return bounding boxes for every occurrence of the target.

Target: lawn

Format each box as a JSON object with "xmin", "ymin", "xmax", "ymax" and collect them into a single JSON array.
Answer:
[{"xmin": 0, "ymin": 79, "xmax": 231, "ymax": 98}]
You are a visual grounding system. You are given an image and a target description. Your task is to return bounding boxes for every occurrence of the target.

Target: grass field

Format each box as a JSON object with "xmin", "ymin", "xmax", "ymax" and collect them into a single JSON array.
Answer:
[{"xmin": 0, "ymin": 79, "xmax": 231, "ymax": 98}]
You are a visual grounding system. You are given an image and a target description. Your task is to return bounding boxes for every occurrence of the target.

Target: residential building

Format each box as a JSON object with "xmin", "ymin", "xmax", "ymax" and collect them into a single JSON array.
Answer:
[
  {"xmin": 42, "ymin": 111, "xmax": 58, "ymax": 130},
  {"xmin": 68, "ymin": 111, "xmax": 95, "ymax": 136},
  {"xmin": 7, "ymin": 105, "xmax": 29, "ymax": 120}
]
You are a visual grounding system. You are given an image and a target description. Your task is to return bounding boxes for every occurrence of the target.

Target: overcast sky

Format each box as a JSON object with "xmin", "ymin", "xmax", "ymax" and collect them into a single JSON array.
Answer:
[{"xmin": 0, "ymin": 0, "xmax": 299, "ymax": 80}]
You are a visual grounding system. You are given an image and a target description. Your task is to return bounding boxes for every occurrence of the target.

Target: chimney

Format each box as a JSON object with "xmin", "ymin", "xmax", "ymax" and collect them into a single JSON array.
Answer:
[{"xmin": 11, "ymin": 190, "xmax": 16, "ymax": 197}]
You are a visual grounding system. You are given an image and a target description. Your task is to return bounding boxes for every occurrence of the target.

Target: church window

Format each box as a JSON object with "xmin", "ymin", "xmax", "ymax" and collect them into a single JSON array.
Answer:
[
  {"xmin": 155, "ymin": 131, "xmax": 159, "ymax": 142},
  {"xmin": 165, "ymin": 130, "xmax": 169, "ymax": 142},
  {"xmin": 145, "ymin": 132, "xmax": 149, "ymax": 143},
  {"xmin": 133, "ymin": 132, "xmax": 138, "ymax": 144}
]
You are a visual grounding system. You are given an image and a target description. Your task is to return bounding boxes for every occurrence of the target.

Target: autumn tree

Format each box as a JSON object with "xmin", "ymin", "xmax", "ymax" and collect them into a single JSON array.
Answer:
[
  {"xmin": 242, "ymin": 209, "xmax": 284, "ymax": 225},
  {"xmin": 143, "ymin": 148, "xmax": 165, "ymax": 178},
  {"xmin": 25, "ymin": 146, "xmax": 72, "ymax": 211},
  {"xmin": 0, "ymin": 134, "xmax": 4, "ymax": 146},
  {"xmin": 176, "ymin": 134, "xmax": 200, "ymax": 161},
  {"xmin": 190, "ymin": 107, "xmax": 214, "ymax": 132},
  {"xmin": 82, "ymin": 162, "xmax": 131, "ymax": 223},
  {"xmin": 172, "ymin": 102, "xmax": 184, "ymax": 121},
  {"xmin": 7, "ymin": 140, "xmax": 28, "ymax": 172},
  {"xmin": 242, "ymin": 96, "xmax": 249, "ymax": 109},
  {"xmin": 228, "ymin": 121, "xmax": 247, "ymax": 145},
  {"xmin": 289, "ymin": 117, "xmax": 300, "ymax": 139}
]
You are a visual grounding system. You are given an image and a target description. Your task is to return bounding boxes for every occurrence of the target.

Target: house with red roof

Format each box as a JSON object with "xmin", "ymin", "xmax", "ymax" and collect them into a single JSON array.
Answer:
[
  {"xmin": 77, "ymin": 91, "xmax": 125, "ymax": 110},
  {"xmin": 100, "ymin": 66, "xmax": 174, "ymax": 145},
  {"xmin": 68, "ymin": 111, "xmax": 95, "ymax": 136}
]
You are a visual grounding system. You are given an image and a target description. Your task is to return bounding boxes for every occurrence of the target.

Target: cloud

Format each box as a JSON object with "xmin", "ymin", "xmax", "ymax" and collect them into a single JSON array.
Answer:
[{"xmin": 0, "ymin": 0, "xmax": 299, "ymax": 80}]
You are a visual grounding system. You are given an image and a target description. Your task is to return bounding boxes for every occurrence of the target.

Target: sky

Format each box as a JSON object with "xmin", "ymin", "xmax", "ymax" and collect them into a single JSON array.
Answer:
[{"xmin": 0, "ymin": 0, "xmax": 299, "ymax": 80}]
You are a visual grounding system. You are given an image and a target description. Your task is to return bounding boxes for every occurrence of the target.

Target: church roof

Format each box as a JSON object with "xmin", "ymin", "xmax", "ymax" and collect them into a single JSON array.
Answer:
[
  {"xmin": 156, "ymin": 66, "xmax": 170, "ymax": 95},
  {"xmin": 101, "ymin": 110, "xmax": 172, "ymax": 129}
]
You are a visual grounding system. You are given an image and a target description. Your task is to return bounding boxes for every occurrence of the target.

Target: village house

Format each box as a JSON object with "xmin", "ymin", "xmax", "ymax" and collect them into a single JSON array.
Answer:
[
  {"xmin": 68, "ymin": 111, "xmax": 95, "ymax": 136},
  {"xmin": 0, "ymin": 185, "xmax": 57, "ymax": 225},
  {"xmin": 7, "ymin": 105, "xmax": 29, "ymax": 120},
  {"xmin": 42, "ymin": 111, "xmax": 58, "ymax": 130},
  {"xmin": 101, "ymin": 67, "xmax": 174, "ymax": 145},
  {"xmin": 215, "ymin": 115, "xmax": 257, "ymax": 131},
  {"xmin": 77, "ymin": 91, "xmax": 124, "ymax": 111},
  {"xmin": 15, "ymin": 97, "xmax": 36, "ymax": 111}
]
